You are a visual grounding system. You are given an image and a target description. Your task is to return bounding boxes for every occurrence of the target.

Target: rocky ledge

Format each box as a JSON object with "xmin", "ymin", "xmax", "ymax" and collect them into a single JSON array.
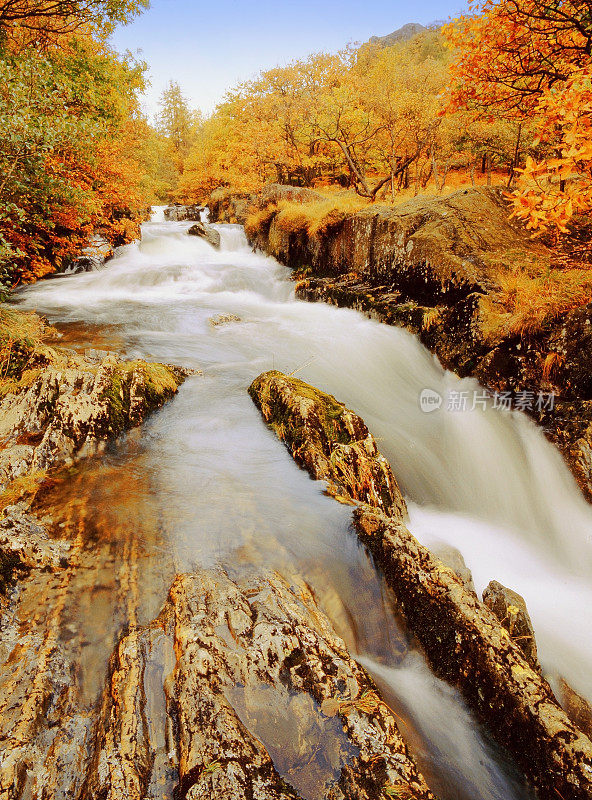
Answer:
[
  {"xmin": 76, "ymin": 570, "xmax": 436, "ymax": 800},
  {"xmin": 242, "ymin": 184, "xmax": 592, "ymax": 501},
  {"xmin": 249, "ymin": 369, "xmax": 592, "ymax": 800},
  {"xmin": 0, "ymin": 310, "xmax": 190, "ymax": 592}
]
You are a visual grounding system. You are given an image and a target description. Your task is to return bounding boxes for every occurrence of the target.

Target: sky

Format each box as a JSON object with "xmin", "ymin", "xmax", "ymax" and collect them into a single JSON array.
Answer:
[{"xmin": 111, "ymin": 0, "xmax": 467, "ymax": 120}]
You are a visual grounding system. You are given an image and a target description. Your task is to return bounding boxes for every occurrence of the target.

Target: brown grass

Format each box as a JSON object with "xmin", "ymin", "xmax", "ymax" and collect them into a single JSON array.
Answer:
[
  {"xmin": 245, "ymin": 194, "xmax": 370, "ymax": 241},
  {"xmin": 479, "ymin": 266, "xmax": 592, "ymax": 343},
  {"xmin": 0, "ymin": 307, "xmax": 58, "ymax": 389}
]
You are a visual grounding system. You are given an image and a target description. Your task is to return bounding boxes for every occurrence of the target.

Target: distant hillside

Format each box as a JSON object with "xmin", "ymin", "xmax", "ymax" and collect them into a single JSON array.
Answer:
[{"xmin": 369, "ymin": 20, "xmax": 446, "ymax": 47}]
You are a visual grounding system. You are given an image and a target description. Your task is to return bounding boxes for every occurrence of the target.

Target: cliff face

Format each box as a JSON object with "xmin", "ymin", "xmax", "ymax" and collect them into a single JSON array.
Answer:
[{"xmin": 244, "ymin": 185, "xmax": 592, "ymax": 501}]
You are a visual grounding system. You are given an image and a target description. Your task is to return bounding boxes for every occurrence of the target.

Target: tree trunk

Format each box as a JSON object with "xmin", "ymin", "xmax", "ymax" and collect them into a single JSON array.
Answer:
[{"xmin": 506, "ymin": 123, "xmax": 522, "ymax": 189}]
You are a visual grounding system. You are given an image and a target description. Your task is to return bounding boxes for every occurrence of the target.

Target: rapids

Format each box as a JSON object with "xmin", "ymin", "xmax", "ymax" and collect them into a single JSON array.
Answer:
[{"xmin": 12, "ymin": 208, "xmax": 592, "ymax": 799}]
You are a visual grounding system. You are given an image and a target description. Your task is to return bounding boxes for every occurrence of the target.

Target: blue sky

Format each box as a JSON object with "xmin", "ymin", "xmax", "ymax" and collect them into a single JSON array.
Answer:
[{"xmin": 111, "ymin": 0, "xmax": 467, "ymax": 119}]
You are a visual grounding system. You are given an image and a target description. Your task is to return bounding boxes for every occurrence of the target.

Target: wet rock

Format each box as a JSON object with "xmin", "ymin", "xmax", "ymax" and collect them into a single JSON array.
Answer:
[
  {"xmin": 163, "ymin": 204, "xmax": 203, "ymax": 222},
  {"xmin": 67, "ymin": 235, "xmax": 114, "ymax": 274},
  {"xmin": 83, "ymin": 569, "xmax": 435, "ymax": 800},
  {"xmin": 482, "ymin": 580, "xmax": 539, "ymax": 670},
  {"xmin": 249, "ymin": 370, "xmax": 407, "ymax": 517},
  {"xmin": 354, "ymin": 507, "xmax": 592, "ymax": 800},
  {"xmin": 0, "ymin": 354, "xmax": 187, "ymax": 494},
  {"xmin": 209, "ymin": 313, "xmax": 242, "ymax": 326},
  {"xmin": 0, "ymin": 504, "xmax": 68, "ymax": 594},
  {"xmin": 559, "ymin": 680, "xmax": 592, "ymax": 740},
  {"xmin": 429, "ymin": 543, "xmax": 475, "ymax": 593},
  {"xmin": 249, "ymin": 371, "xmax": 592, "ymax": 799},
  {"xmin": 187, "ymin": 221, "xmax": 221, "ymax": 249}
]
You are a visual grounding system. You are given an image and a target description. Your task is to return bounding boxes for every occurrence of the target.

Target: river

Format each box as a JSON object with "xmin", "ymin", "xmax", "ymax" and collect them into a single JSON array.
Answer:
[{"xmin": 10, "ymin": 208, "xmax": 592, "ymax": 799}]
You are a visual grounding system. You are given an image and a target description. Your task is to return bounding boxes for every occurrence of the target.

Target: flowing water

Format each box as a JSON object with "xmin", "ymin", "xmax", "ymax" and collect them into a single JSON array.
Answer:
[{"xmin": 10, "ymin": 208, "xmax": 592, "ymax": 799}]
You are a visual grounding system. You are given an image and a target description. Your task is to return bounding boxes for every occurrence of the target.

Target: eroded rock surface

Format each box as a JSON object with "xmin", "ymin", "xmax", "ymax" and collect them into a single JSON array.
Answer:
[
  {"xmin": 249, "ymin": 369, "xmax": 592, "ymax": 800},
  {"xmin": 92, "ymin": 570, "xmax": 434, "ymax": 800},
  {"xmin": 249, "ymin": 370, "xmax": 407, "ymax": 517},
  {"xmin": 0, "ymin": 503, "xmax": 68, "ymax": 593},
  {"xmin": 0, "ymin": 354, "xmax": 188, "ymax": 494},
  {"xmin": 2, "ymin": 568, "xmax": 437, "ymax": 800}
]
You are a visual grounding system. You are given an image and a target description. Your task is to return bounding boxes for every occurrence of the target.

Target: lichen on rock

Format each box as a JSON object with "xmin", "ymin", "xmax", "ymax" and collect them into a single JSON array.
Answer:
[
  {"xmin": 81, "ymin": 569, "xmax": 436, "ymax": 800},
  {"xmin": 248, "ymin": 370, "xmax": 407, "ymax": 517}
]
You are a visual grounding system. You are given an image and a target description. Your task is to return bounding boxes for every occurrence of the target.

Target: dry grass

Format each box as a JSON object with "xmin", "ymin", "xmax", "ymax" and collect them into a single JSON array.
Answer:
[
  {"xmin": 0, "ymin": 308, "xmax": 56, "ymax": 385},
  {"xmin": 276, "ymin": 195, "xmax": 370, "ymax": 236},
  {"xmin": 479, "ymin": 265, "xmax": 592, "ymax": 343},
  {"xmin": 245, "ymin": 194, "xmax": 370, "ymax": 241}
]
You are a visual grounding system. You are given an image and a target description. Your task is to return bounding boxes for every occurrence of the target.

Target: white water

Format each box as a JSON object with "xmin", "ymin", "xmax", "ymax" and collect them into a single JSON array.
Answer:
[{"xmin": 14, "ymin": 211, "xmax": 592, "ymax": 797}]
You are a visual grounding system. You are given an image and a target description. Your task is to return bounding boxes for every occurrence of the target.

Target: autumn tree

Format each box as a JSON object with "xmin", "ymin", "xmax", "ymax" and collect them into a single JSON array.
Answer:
[
  {"xmin": 156, "ymin": 81, "xmax": 201, "ymax": 177},
  {"xmin": 0, "ymin": 0, "xmax": 156, "ymax": 291},
  {"xmin": 445, "ymin": 0, "xmax": 592, "ymax": 231},
  {"xmin": 0, "ymin": 0, "xmax": 148, "ymax": 46}
]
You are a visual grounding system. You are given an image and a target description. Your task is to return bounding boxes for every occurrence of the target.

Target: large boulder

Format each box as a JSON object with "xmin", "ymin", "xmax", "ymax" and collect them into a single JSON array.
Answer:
[
  {"xmin": 188, "ymin": 221, "xmax": 221, "ymax": 249},
  {"xmin": 208, "ymin": 188, "xmax": 255, "ymax": 224}
]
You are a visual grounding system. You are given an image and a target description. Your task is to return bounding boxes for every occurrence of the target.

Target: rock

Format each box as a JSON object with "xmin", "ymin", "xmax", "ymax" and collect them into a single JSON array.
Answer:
[
  {"xmin": 67, "ymin": 235, "xmax": 114, "ymax": 274},
  {"xmin": 209, "ymin": 313, "xmax": 241, "ymax": 326},
  {"xmin": 559, "ymin": 680, "xmax": 592, "ymax": 740},
  {"xmin": 0, "ymin": 504, "xmax": 68, "ymax": 594},
  {"xmin": 0, "ymin": 354, "xmax": 187, "ymax": 495},
  {"xmin": 82, "ymin": 569, "xmax": 435, "ymax": 800},
  {"xmin": 245, "ymin": 185, "xmax": 592, "ymax": 501},
  {"xmin": 482, "ymin": 580, "xmax": 539, "ymax": 670},
  {"xmin": 429, "ymin": 543, "xmax": 475, "ymax": 593},
  {"xmin": 249, "ymin": 370, "xmax": 592, "ymax": 800},
  {"xmin": 163, "ymin": 204, "xmax": 203, "ymax": 222},
  {"xmin": 353, "ymin": 507, "xmax": 592, "ymax": 800},
  {"xmin": 248, "ymin": 370, "xmax": 407, "ymax": 517},
  {"xmin": 187, "ymin": 221, "xmax": 221, "ymax": 249},
  {"xmin": 208, "ymin": 188, "xmax": 255, "ymax": 224},
  {"xmin": 248, "ymin": 186, "xmax": 540, "ymax": 300},
  {"xmin": 259, "ymin": 183, "xmax": 324, "ymax": 206}
]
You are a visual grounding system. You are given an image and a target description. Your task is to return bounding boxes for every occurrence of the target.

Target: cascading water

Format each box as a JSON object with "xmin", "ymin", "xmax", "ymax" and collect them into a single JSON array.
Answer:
[{"xmin": 13, "ymin": 209, "xmax": 592, "ymax": 799}]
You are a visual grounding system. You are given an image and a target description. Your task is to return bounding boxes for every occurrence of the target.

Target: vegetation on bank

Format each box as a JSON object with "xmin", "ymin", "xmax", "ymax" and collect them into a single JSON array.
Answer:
[{"xmin": 0, "ymin": 0, "xmax": 197, "ymax": 295}]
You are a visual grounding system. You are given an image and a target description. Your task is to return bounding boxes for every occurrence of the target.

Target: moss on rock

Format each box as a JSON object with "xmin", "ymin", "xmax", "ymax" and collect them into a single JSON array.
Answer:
[{"xmin": 249, "ymin": 370, "xmax": 407, "ymax": 518}]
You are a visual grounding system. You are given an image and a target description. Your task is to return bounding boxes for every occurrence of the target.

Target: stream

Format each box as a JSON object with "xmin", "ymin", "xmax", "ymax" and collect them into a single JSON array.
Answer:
[{"xmin": 9, "ymin": 208, "xmax": 592, "ymax": 799}]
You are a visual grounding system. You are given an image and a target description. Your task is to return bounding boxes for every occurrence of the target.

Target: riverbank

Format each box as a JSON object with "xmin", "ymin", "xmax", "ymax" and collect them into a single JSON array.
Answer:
[{"xmin": 225, "ymin": 185, "xmax": 592, "ymax": 501}]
